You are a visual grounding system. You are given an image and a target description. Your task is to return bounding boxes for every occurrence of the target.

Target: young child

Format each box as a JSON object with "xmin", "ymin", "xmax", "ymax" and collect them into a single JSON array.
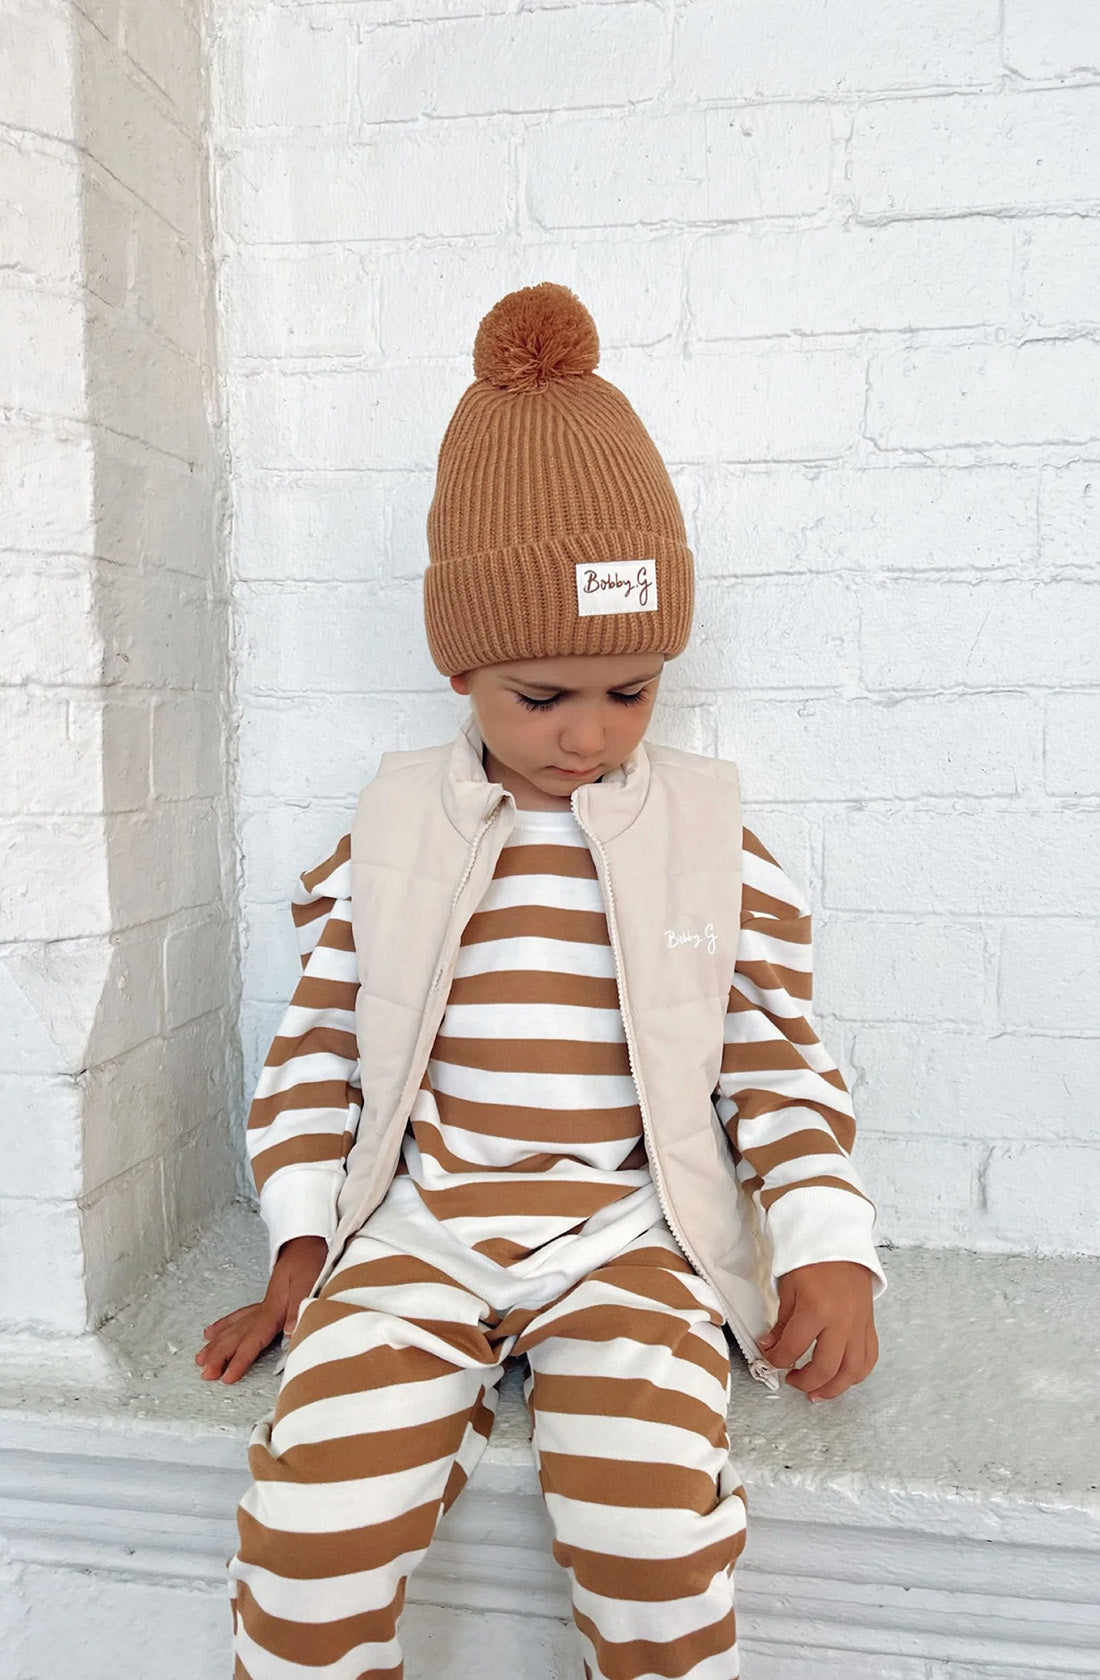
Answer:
[{"xmin": 199, "ymin": 282, "xmax": 887, "ymax": 1680}]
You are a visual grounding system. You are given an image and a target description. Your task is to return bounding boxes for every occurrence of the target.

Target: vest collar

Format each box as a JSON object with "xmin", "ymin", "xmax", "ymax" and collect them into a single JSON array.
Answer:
[{"xmin": 442, "ymin": 705, "xmax": 652, "ymax": 845}]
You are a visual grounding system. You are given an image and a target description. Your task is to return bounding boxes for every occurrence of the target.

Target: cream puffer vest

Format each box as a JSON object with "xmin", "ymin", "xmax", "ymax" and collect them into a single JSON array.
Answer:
[{"xmin": 309, "ymin": 708, "xmax": 784, "ymax": 1392}]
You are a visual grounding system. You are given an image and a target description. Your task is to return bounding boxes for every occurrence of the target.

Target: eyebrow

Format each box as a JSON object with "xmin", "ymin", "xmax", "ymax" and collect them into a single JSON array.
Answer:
[{"xmin": 509, "ymin": 670, "xmax": 663, "ymax": 695}]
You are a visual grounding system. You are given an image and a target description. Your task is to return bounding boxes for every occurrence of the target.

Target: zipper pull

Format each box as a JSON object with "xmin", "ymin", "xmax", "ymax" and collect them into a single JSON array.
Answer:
[{"xmin": 749, "ymin": 1357, "xmax": 782, "ymax": 1391}]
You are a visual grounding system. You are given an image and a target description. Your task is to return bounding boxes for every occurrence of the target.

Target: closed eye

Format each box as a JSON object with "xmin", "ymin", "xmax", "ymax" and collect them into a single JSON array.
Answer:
[{"xmin": 515, "ymin": 688, "xmax": 648, "ymax": 712}]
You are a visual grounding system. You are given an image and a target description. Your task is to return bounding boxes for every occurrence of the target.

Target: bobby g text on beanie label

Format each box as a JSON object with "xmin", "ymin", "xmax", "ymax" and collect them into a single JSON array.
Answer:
[{"xmin": 576, "ymin": 559, "xmax": 657, "ymax": 617}]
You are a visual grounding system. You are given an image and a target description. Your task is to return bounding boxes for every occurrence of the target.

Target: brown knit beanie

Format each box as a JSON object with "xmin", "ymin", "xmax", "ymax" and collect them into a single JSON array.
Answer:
[{"xmin": 423, "ymin": 282, "xmax": 694, "ymax": 677}]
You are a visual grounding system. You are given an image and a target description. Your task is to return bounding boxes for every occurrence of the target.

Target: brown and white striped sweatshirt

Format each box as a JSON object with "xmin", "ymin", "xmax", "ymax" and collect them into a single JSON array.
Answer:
[{"xmin": 246, "ymin": 808, "xmax": 887, "ymax": 1299}]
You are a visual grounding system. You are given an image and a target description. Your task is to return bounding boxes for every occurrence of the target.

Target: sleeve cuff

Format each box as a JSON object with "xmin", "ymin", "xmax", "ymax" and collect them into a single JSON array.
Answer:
[
  {"xmin": 764, "ymin": 1184, "xmax": 888, "ymax": 1301},
  {"xmin": 260, "ymin": 1167, "xmax": 343, "ymax": 1274}
]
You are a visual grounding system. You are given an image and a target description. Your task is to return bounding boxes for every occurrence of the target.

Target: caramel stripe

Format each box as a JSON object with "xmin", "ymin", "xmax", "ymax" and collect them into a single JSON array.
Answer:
[
  {"xmin": 512, "ymin": 1304, "xmax": 729, "ymax": 1385},
  {"xmin": 532, "ymin": 1372, "xmax": 728, "ymax": 1448},
  {"xmin": 431, "ymin": 1088, "xmax": 641, "ymax": 1141},
  {"xmin": 540, "ymin": 1451, "xmax": 716, "ymax": 1513},
  {"xmin": 572, "ymin": 1603, "xmax": 737, "ymax": 1680},
  {"xmin": 252, "ymin": 1133, "xmax": 348, "ymax": 1192},
  {"xmin": 250, "ymin": 1408, "xmax": 474, "ymax": 1485},
  {"xmin": 236, "ymin": 1501, "xmax": 449, "ymax": 1584},
  {"xmin": 273, "ymin": 1340, "xmax": 467, "ymax": 1421},
  {"xmin": 233, "ymin": 1577, "xmax": 404, "ymax": 1667},
  {"xmin": 553, "ymin": 1535, "xmax": 743, "ymax": 1602}
]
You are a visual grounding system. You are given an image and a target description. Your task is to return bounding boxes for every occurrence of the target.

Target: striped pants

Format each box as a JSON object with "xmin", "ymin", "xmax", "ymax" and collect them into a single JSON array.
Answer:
[{"xmin": 228, "ymin": 1225, "xmax": 749, "ymax": 1679}]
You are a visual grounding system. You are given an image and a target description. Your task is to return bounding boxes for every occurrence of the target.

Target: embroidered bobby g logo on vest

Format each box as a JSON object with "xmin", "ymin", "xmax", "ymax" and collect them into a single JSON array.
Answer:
[
  {"xmin": 575, "ymin": 559, "xmax": 657, "ymax": 617},
  {"xmin": 664, "ymin": 923, "xmax": 718, "ymax": 955}
]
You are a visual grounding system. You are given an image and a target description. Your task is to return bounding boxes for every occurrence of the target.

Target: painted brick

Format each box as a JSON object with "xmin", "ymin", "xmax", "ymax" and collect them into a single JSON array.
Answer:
[
  {"xmin": 222, "ymin": 12, "xmax": 354, "ymax": 129},
  {"xmin": 867, "ymin": 339, "xmax": 1100, "ymax": 451},
  {"xmin": 1003, "ymin": 0, "xmax": 1100, "ymax": 80},
  {"xmin": 674, "ymin": 0, "xmax": 999, "ymax": 99},
  {"xmin": 852, "ymin": 1025, "xmax": 1100, "ymax": 1143},
  {"xmin": 0, "ymin": 284, "xmax": 85, "ymax": 418},
  {"xmin": 853, "ymin": 1135, "xmax": 979, "ymax": 1246},
  {"xmin": 151, "ymin": 696, "xmax": 224, "ymax": 801},
  {"xmin": 605, "ymin": 343, "xmax": 865, "ymax": 465},
  {"xmin": 230, "ymin": 363, "xmax": 460, "ymax": 470},
  {"xmin": 689, "ymin": 220, "xmax": 1013, "ymax": 339},
  {"xmin": 0, "ymin": 135, "xmax": 81, "ymax": 284},
  {"xmin": 0, "ymin": 693, "xmax": 103, "ymax": 813},
  {"xmin": 0, "ymin": 1196, "xmax": 86, "ymax": 1332},
  {"xmin": 982, "ymin": 1142, "xmax": 1100, "ymax": 1249},
  {"xmin": 219, "ymin": 128, "xmax": 511, "ymax": 243},
  {"xmin": 859, "ymin": 579, "xmax": 1100, "ymax": 690},
  {"xmin": 999, "ymin": 916, "xmax": 1100, "ymax": 1033},
  {"xmin": 527, "ymin": 105, "xmax": 832, "ymax": 228},
  {"xmin": 0, "ymin": 0, "xmax": 75, "ymax": 138},
  {"xmin": 232, "ymin": 472, "xmax": 390, "ymax": 582},
  {"xmin": 676, "ymin": 576, "xmax": 857, "ymax": 691},
  {"xmin": 692, "ymin": 464, "xmax": 1037, "ymax": 577},
  {"xmin": 222, "ymin": 249, "xmax": 377, "ymax": 359},
  {"xmin": 824, "ymin": 809, "xmax": 1100, "ymax": 915},
  {"xmin": 1045, "ymin": 692, "xmax": 1100, "ymax": 794},
  {"xmin": 357, "ymin": 5, "xmax": 665, "ymax": 123},
  {"xmin": 817, "ymin": 916, "xmax": 990, "ymax": 1025},
  {"xmin": 852, "ymin": 87, "xmax": 1100, "ymax": 215},
  {"xmin": 1038, "ymin": 461, "xmax": 1100, "ymax": 570},
  {"xmin": 122, "ymin": 0, "xmax": 203, "ymax": 133},
  {"xmin": 714, "ymin": 693, "xmax": 1037, "ymax": 800},
  {"xmin": 0, "ymin": 423, "xmax": 95, "ymax": 555}
]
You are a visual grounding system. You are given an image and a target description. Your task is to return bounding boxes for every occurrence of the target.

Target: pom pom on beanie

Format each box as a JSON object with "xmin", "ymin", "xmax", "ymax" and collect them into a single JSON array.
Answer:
[{"xmin": 472, "ymin": 281, "xmax": 600, "ymax": 393}]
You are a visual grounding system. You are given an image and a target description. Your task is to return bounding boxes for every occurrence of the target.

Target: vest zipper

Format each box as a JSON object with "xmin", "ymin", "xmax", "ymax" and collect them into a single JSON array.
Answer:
[
  {"xmin": 571, "ymin": 796, "xmax": 781, "ymax": 1394},
  {"xmin": 429, "ymin": 794, "xmax": 513, "ymax": 994}
]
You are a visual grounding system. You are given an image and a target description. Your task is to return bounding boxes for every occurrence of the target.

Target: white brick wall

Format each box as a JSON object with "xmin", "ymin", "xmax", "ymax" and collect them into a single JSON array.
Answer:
[
  {"xmin": 215, "ymin": 0, "xmax": 1100, "ymax": 1263},
  {"xmin": 4, "ymin": 1, "xmax": 1097, "ymax": 1314},
  {"xmin": 0, "ymin": 0, "xmax": 238, "ymax": 1332}
]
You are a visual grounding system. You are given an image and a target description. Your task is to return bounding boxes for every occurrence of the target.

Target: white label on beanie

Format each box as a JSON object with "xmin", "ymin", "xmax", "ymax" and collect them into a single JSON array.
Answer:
[{"xmin": 575, "ymin": 559, "xmax": 657, "ymax": 616}]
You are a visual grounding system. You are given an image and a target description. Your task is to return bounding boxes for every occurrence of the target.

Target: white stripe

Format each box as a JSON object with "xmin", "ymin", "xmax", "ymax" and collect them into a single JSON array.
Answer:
[
  {"xmin": 541, "ymin": 1489, "xmax": 741, "ymax": 1561},
  {"xmin": 272, "ymin": 1371, "xmax": 482, "ymax": 1453},
  {"xmin": 253, "ymin": 1050, "xmax": 357, "ymax": 1102},
  {"xmin": 413, "ymin": 1117, "xmax": 641, "ymax": 1173},
  {"xmin": 247, "ymin": 1106, "xmax": 359, "ymax": 1163},
  {"xmin": 530, "ymin": 1336, "xmax": 729, "ymax": 1417},
  {"xmin": 534, "ymin": 1410, "xmax": 726, "ymax": 1473},
  {"xmin": 278, "ymin": 1002, "xmax": 358, "ymax": 1037},
  {"xmin": 238, "ymin": 1457, "xmax": 461, "ymax": 1531},
  {"xmin": 438, "ymin": 1000, "xmax": 624, "ymax": 1041},
  {"xmin": 452, "ymin": 936, "xmax": 615, "ymax": 979},
  {"xmin": 296, "ymin": 942, "xmax": 359, "ymax": 983},
  {"xmin": 240, "ymin": 1545, "xmax": 425, "ymax": 1623},
  {"xmin": 427, "ymin": 1058, "xmax": 637, "ymax": 1109},
  {"xmin": 475, "ymin": 872, "xmax": 604, "ymax": 913}
]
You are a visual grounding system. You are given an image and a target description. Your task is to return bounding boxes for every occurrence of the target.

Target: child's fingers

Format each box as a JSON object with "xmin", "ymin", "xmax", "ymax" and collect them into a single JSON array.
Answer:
[
  {"xmin": 762, "ymin": 1307, "xmax": 821, "ymax": 1372},
  {"xmin": 787, "ymin": 1325, "xmax": 847, "ymax": 1398},
  {"xmin": 219, "ymin": 1310, "xmax": 281, "ymax": 1384},
  {"xmin": 202, "ymin": 1305, "xmax": 257, "ymax": 1338}
]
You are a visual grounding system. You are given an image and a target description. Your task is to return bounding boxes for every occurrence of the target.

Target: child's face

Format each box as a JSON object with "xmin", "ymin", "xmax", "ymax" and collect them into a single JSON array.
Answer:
[{"xmin": 450, "ymin": 653, "xmax": 665, "ymax": 808}]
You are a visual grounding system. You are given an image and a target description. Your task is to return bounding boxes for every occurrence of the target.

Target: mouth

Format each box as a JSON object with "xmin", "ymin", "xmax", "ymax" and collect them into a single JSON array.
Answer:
[{"xmin": 548, "ymin": 765, "xmax": 599, "ymax": 777}]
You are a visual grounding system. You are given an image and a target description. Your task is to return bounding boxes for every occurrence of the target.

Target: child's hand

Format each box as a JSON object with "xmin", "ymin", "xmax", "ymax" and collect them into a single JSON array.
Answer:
[
  {"xmin": 194, "ymin": 1234, "xmax": 329, "ymax": 1384},
  {"xmin": 755, "ymin": 1260, "xmax": 878, "ymax": 1403}
]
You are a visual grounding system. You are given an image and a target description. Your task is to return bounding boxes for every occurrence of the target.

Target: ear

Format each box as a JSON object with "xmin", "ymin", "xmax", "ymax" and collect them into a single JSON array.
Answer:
[{"xmin": 449, "ymin": 673, "xmax": 469, "ymax": 695}]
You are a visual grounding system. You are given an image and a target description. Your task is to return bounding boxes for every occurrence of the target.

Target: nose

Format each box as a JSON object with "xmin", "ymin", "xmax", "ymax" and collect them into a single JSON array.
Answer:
[{"xmin": 559, "ymin": 718, "xmax": 605, "ymax": 760}]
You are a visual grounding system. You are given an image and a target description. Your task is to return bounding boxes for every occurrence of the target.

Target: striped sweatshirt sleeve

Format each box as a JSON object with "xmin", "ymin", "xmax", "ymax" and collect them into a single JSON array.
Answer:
[
  {"xmin": 713, "ymin": 827, "xmax": 888, "ymax": 1301},
  {"xmin": 246, "ymin": 832, "xmax": 362, "ymax": 1272}
]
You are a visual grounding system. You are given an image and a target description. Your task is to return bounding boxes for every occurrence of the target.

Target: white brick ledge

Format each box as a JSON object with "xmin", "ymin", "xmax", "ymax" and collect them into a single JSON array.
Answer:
[{"xmin": 1, "ymin": 1205, "xmax": 1097, "ymax": 1678}]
